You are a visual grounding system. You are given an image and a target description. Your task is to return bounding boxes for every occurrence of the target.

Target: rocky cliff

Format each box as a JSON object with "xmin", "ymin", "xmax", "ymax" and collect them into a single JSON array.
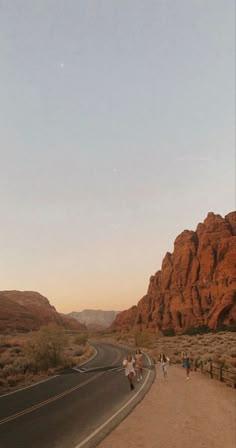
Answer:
[
  {"xmin": 0, "ymin": 291, "xmax": 86, "ymax": 333},
  {"xmin": 110, "ymin": 212, "xmax": 236, "ymax": 333}
]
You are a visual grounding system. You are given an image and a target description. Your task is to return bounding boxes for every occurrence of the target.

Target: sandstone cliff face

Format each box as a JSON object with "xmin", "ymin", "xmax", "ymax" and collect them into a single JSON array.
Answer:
[
  {"xmin": 0, "ymin": 291, "xmax": 86, "ymax": 333},
  {"xmin": 110, "ymin": 212, "xmax": 236, "ymax": 333}
]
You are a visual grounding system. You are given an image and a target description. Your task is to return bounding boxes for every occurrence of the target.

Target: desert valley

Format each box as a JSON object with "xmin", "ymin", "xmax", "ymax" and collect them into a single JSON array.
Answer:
[
  {"xmin": 1, "ymin": 4, "xmax": 235, "ymax": 446},
  {"xmin": 1, "ymin": 211, "xmax": 235, "ymax": 395}
]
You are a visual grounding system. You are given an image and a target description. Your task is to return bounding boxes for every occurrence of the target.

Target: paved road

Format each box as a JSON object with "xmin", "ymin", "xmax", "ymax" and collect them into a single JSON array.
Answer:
[{"xmin": 0, "ymin": 343, "xmax": 154, "ymax": 448}]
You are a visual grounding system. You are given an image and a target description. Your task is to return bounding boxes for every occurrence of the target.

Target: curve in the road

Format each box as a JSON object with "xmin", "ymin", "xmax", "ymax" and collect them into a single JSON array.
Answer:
[
  {"xmin": 75, "ymin": 351, "xmax": 152, "ymax": 448},
  {"xmin": 0, "ymin": 343, "xmax": 155, "ymax": 448}
]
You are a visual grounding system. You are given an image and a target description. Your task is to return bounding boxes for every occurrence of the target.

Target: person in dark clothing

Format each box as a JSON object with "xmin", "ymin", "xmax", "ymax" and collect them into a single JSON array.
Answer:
[{"xmin": 182, "ymin": 352, "xmax": 191, "ymax": 379}]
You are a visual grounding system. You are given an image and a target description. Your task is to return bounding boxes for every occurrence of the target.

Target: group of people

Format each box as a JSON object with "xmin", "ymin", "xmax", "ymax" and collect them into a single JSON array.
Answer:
[
  {"xmin": 158, "ymin": 351, "xmax": 191, "ymax": 379},
  {"xmin": 123, "ymin": 350, "xmax": 191, "ymax": 390},
  {"xmin": 123, "ymin": 349, "xmax": 143, "ymax": 390}
]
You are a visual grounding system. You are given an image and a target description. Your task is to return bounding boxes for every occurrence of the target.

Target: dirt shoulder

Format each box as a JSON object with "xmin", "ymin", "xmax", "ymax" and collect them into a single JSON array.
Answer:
[{"xmin": 97, "ymin": 364, "xmax": 236, "ymax": 448}]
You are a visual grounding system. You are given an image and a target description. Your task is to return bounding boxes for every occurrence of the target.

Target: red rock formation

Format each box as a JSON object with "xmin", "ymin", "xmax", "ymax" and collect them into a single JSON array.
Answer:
[
  {"xmin": 0, "ymin": 291, "xmax": 86, "ymax": 333},
  {"xmin": 110, "ymin": 212, "xmax": 236, "ymax": 333}
]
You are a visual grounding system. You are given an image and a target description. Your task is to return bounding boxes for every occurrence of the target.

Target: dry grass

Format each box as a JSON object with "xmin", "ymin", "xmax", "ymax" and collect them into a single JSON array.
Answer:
[
  {"xmin": 0, "ymin": 328, "xmax": 91, "ymax": 395},
  {"xmin": 95, "ymin": 330, "xmax": 236, "ymax": 374}
]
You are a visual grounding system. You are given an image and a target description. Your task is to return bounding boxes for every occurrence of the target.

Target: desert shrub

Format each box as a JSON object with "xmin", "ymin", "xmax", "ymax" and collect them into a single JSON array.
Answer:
[
  {"xmin": 10, "ymin": 347, "xmax": 21, "ymax": 355},
  {"xmin": 7, "ymin": 376, "xmax": 18, "ymax": 387},
  {"xmin": 133, "ymin": 329, "xmax": 156, "ymax": 348},
  {"xmin": 216, "ymin": 324, "xmax": 236, "ymax": 332},
  {"xmin": 198, "ymin": 353, "xmax": 212, "ymax": 364},
  {"xmin": 24, "ymin": 325, "xmax": 68, "ymax": 371},
  {"xmin": 0, "ymin": 342, "xmax": 12, "ymax": 349},
  {"xmin": 216, "ymin": 355, "xmax": 227, "ymax": 367},
  {"xmin": 183, "ymin": 325, "xmax": 213, "ymax": 336},
  {"xmin": 12, "ymin": 356, "xmax": 38, "ymax": 374},
  {"xmin": 74, "ymin": 333, "xmax": 88, "ymax": 346},
  {"xmin": 229, "ymin": 349, "xmax": 236, "ymax": 358},
  {"xmin": 2, "ymin": 364, "xmax": 15, "ymax": 377},
  {"xmin": 228, "ymin": 358, "xmax": 236, "ymax": 368},
  {"xmin": 0, "ymin": 378, "xmax": 6, "ymax": 387},
  {"xmin": 61, "ymin": 356, "xmax": 76, "ymax": 369},
  {"xmin": 73, "ymin": 348, "xmax": 85, "ymax": 357},
  {"xmin": 0, "ymin": 359, "xmax": 7, "ymax": 369},
  {"xmin": 162, "ymin": 329, "xmax": 176, "ymax": 337},
  {"xmin": 66, "ymin": 347, "xmax": 73, "ymax": 352},
  {"xmin": 193, "ymin": 358, "xmax": 202, "ymax": 369}
]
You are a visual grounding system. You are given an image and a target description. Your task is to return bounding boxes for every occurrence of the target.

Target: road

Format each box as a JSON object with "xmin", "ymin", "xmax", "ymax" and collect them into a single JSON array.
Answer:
[{"xmin": 0, "ymin": 343, "xmax": 154, "ymax": 448}]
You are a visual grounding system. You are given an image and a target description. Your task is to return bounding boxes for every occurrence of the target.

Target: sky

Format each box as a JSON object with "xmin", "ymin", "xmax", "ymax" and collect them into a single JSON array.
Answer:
[{"xmin": 0, "ymin": 0, "xmax": 235, "ymax": 313}]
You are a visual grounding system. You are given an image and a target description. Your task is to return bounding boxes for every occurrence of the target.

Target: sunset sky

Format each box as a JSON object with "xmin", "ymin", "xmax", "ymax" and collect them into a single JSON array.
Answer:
[{"xmin": 0, "ymin": 1, "xmax": 235, "ymax": 313}]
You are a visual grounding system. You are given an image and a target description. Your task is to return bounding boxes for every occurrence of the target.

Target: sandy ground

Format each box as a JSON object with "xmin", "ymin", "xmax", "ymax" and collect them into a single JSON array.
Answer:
[{"xmin": 97, "ymin": 365, "xmax": 236, "ymax": 448}]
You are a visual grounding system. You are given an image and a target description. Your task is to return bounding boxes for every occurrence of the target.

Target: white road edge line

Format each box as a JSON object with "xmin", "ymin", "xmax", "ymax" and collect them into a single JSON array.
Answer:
[
  {"xmin": 0, "ymin": 372, "xmax": 106, "ymax": 426},
  {"xmin": 0, "ymin": 375, "xmax": 59, "ymax": 399},
  {"xmin": 75, "ymin": 352, "xmax": 152, "ymax": 448},
  {"xmin": 73, "ymin": 345, "xmax": 98, "ymax": 371}
]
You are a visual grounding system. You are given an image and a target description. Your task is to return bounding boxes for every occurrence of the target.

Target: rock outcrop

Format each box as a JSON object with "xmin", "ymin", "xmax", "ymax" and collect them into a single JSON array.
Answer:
[
  {"xmin": 0, "ymin": 291, "xmax": 86, "ymax": 333},
  {"xmin": 110, "ymin": 212, "xmax": 236, "ymax": 333}
]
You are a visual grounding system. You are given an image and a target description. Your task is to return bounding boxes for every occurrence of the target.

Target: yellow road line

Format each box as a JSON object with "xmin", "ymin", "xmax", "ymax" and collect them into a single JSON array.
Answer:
[
  {"xmin": 0, "ymin": 372, "xmax": 104, "ymax": 426},
  {"xmin": 0, "ymin": 346, "xmax": 125, "ymax": 427}
]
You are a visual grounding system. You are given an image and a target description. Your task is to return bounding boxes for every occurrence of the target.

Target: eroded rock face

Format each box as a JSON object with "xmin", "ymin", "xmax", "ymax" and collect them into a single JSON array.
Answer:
[
  {"xmin": 0, "ymin": 291, "xmax": 86, "ymax": 333},
  {"xmin": 110, "ymin": 212, "xmax": 236, "ymax": 333}
]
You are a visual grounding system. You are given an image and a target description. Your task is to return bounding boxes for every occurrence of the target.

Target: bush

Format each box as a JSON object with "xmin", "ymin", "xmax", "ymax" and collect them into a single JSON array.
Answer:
[
  {"xmin": 216, "ymin": 324, "xmax": 236, "ymax": 332},
  {"xmin": 0, "ymin": 378, "xmax": 6, "ymax": 387},
  {"xmin": 162, "ymin": 329, "xmax": 176, "ymax": 337},
  {"xmin": 10, "ymin": 347, "xmax": 21, "ymax": 354},
  {"xmin": 25, "ymin": 325, "xmax": 68, "ymax": 371},
  {"xmin": 183, "ymin": 325, "xmax": 213, "ymax": 336},
  {"xmin": 2, "ymin": 364, "xmax": 16, "ymax": 378},
  {"xmin": 133, "ymin": 329, "xmax": 156, "ymax": 348},
  {"xmin": 74, "ymin": 348, "xmax": 85, "ymax": 357},
  {"xmin": 74, "ymin": 333, "xmax": 88, "ymax": 346}
]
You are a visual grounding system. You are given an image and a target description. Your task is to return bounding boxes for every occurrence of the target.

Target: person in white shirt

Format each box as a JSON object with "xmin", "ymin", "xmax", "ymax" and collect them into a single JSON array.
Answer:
[{"xmin": 123, "ymin": 354, "xmax": 136, "ymax": 390}]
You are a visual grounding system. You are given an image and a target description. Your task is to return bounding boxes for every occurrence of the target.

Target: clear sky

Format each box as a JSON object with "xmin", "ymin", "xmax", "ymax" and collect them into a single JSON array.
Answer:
[{"xmin": 0, "ymin": 1, "xmax": 235, "ymax": 313}]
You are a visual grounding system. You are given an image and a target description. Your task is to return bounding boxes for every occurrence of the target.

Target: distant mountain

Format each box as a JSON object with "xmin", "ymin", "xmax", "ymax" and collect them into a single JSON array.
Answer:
[
  {"xmin": 111, "ymin": 212, "xmax": 236, "ymax": 334},
  {"xmin": 68, "ymin": 309, "xmax": 120, "ymax": 329},
  {"xmin": 0, "ymin": 291, "xmax": 86, "ymax": 333}
]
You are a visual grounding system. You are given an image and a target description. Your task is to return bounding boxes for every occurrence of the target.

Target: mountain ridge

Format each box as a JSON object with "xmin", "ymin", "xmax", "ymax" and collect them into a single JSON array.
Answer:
[
  {"xmin": 0, "ymin": 290, "xmax": 86, "ymax": 333},
  {"xmin": 68, "ymin": 309, "xmax": 120, "ymax": 329}
]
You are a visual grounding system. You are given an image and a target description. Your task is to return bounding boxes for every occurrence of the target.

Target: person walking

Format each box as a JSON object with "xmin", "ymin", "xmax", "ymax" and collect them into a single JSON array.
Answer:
[
  {"xmin": 182, "ymin": 352, "xmax": 191, "ymax": 379},
  {"xmin": 123, "ymin": 354, "xmax": 136, "ymax": 390},
  {"xmin": 159, "ymin": 352, "xmax": 168, "ymax": 378},
  {"xmin": 135, "ymin": 349, "xmax": 143, "ymax": 381}
]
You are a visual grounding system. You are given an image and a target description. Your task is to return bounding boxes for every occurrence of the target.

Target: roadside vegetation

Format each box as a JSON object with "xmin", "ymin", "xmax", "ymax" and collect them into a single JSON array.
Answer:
[
  {"xmin": 0, "ymin": 325, "xmax": 91, "ymax": 395},
  {"xmin": 93, "ymin": 329, "xmax": 236, "ymax": 376}
]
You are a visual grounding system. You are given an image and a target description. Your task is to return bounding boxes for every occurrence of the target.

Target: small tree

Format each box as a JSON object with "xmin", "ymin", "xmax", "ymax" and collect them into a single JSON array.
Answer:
[
  {"xmin": 25, "ymin": 325, "xmax": 68, "ymax": 371},
  {"xmin": 74, "ymin": 333, "xmax": 88, "ymax": 346}
]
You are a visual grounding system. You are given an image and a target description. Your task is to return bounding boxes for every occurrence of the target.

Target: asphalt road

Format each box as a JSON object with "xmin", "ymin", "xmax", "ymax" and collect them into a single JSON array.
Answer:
[{"xmin": 0, "ymin": 343, "xmax": 154, "ymax": 448}]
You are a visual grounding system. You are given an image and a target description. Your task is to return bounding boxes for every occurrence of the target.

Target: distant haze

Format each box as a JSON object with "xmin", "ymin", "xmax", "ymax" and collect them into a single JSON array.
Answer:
[
  {"xmin": 0, "ymin": 1, "xmax": 235, "ymax": 312},
  {"xmin": 68, "ymin": 310, "xmax": 120, "ymax": 328}
]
